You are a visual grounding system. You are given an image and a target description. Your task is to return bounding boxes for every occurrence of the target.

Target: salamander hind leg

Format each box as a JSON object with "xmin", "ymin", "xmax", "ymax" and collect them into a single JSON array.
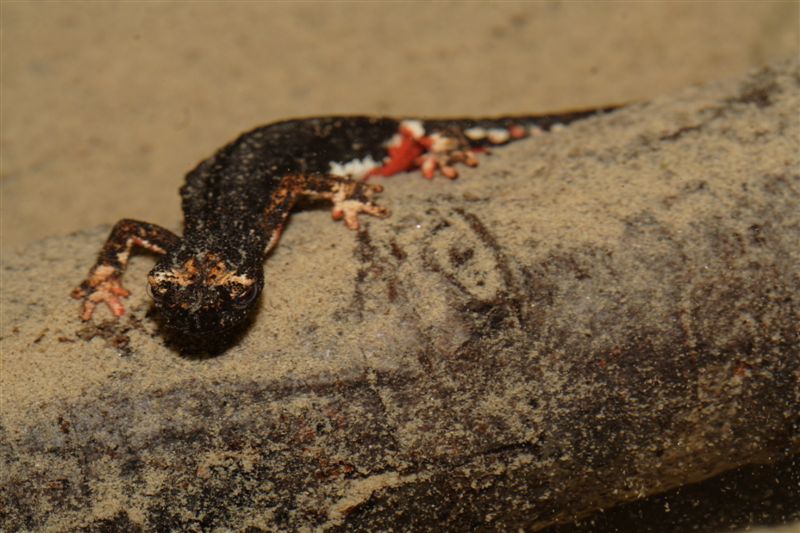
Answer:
[
  {"xmin": 364, "ymin": 120, "xmax": 478, "ymax": 180},
  {"xmin": 282, "ymin": 174, "xmax": 388, "ymax": 231},
  {"xmin": 72, "ymin": 219, "xmax": 180, "ymax": 320}
]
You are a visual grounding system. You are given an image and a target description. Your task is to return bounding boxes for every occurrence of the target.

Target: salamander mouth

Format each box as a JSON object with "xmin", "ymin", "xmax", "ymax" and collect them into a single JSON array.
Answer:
[
  {"xmin": 159, "ymin": 304, "xmax": 253, "ymax": 333},
  {"xmin": 152, "ymin": 301, "xmax": 259, "ymax": 356}
]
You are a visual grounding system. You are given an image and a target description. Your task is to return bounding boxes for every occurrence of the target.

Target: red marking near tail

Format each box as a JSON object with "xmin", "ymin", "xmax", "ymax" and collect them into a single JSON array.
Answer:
[{"xmin": 365, "ymin": 129, "xmax": 425, "ymax": 178}]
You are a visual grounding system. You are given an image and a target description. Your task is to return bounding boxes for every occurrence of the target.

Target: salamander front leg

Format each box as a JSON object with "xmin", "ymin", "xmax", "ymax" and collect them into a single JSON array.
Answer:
[
  {"xmin": 72, "ymin": 219, "xmax": 180, "ymax": 320},
  {"xmin": 282, "ymin": 174, "xmax": 389, "ymax": 231}
]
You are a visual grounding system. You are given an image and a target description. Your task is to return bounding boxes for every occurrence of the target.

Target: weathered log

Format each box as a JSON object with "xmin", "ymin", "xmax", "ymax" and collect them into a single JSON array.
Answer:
[{"xmin": 1, "ymin": 61, "xmax": 798, "ymax": 531}]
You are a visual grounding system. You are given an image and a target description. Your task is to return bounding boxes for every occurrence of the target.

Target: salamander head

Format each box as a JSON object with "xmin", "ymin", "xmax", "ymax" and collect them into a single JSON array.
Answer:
[{"xmin": 147, "ymin": 249, "xmax": 263, "ymax": 335}]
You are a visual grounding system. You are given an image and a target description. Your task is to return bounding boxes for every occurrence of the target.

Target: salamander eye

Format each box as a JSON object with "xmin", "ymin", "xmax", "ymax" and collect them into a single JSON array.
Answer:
[
  {"xmin": 146, "ymin": 282, "xmax": 163, "ymax": 302},
  {"xmin": 232, "ymin": 283, "xmax": 259, "ymax": 308}
]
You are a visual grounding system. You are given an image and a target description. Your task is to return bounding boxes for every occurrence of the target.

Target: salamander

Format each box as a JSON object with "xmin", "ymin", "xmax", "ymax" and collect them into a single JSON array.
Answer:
[{"xmin": 73, "ymin": 111, "xmax": 610, "ymax": 336}]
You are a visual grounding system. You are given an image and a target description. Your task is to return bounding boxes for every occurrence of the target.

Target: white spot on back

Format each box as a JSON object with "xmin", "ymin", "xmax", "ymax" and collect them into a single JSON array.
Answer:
[
  {"xmin": 399, "ymin": 120, "xmax": 425, "ymax": 139},
  {"xmin": 487, "ymin": 128, "xmax": 511, "ymax": 144},
  {"xmin": 329, "ymin": 155, "xmax": 379, "ymax": 179},
  {"xmin": 464, "ymin": 127, "xmax": 487, "ymax": 141}
]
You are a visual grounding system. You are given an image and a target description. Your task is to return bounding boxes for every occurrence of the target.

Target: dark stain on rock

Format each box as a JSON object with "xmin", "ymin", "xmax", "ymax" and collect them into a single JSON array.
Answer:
[
  {"xmin": 448, "ymin": 245, "xmax": 474, "ymax": 267},
  {"xmin": 729, "ymin": 78, "xmax": 780, "ymax": 109},
  {"xmin": 748, "ymin": 223, "xmax": 768, "ymax": 246},
  {"xmin": 351, "ymin": 228, "xmax": 376, "ymax": 319},
  {"xmin": 429, "ymin": 219, "xmax": 451, "ymax": 235},
  {"xmin": 659, "ymin": 123, "xmax": 704, "ymax": 142},
  {"xmin": 453, "ymin": 208, "xmax": 516, "ymax": 289},
  {"xmin": 32, "ymin": 328, "xmax": 48, "ymax": 344},
  {"xmin": 350, "ymin": 226, "xmax": 409, "ymax": 315},
  {"xmin": 388, "ymin": 237, "xmax": 407, "ymax": 261},
  {"xmin": 420, "ymin": 235, "xmax": 468, "ymax": 295}
]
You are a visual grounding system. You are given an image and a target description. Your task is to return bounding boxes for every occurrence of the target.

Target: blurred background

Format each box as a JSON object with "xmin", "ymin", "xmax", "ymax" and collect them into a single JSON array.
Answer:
[{"xmin": 1, "ymin": 1, "xmax": 797, "ymax": 254}]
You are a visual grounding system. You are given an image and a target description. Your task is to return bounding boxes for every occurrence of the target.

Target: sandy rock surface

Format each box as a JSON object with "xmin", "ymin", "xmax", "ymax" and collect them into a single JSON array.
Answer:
[{"xmin": 2, "ymin": 59, "xmax": 798, "ymax": 531}]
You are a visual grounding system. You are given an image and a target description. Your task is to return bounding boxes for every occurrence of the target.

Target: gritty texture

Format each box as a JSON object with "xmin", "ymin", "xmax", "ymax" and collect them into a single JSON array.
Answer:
[{"xmin": 2, "ymin": 62, "xmax": 800, "ymax": 531}]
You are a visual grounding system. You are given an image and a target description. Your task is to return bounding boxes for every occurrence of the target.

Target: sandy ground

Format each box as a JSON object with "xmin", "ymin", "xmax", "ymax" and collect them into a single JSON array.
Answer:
[{"xmin": 1, "ymin": 1, "xmax": 798, "ymax": 254}]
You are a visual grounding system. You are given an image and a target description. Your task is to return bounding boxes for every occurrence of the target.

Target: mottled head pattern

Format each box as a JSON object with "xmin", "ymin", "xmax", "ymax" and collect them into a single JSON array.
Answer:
[{"xmin": 147, "ymin": 248, "xmax": 263, "ymax": 335}]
